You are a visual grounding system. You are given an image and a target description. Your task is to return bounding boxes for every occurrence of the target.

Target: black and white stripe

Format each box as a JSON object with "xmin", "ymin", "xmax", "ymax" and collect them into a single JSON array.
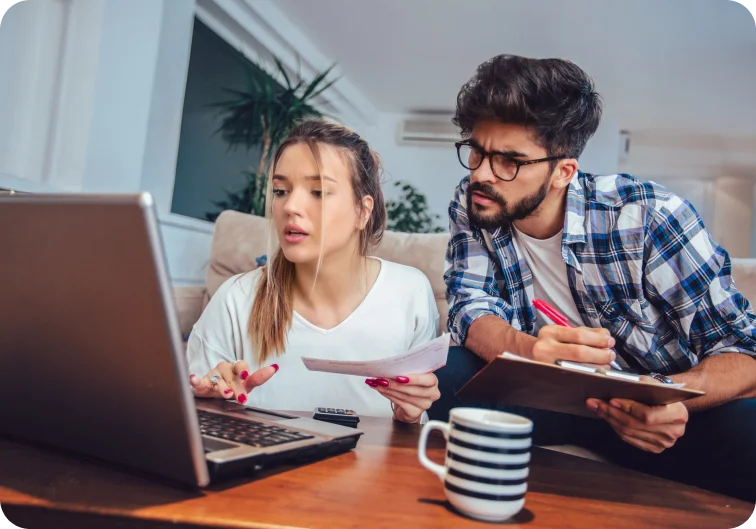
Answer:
[
  {"xmin": 447, "ymin": 450, "xmax": 529, "ymax": 470},
  {"xmin": 443, "ymin": 424, "xmax": 531, "ymax": 505},
  {"xmin": 444, "ymin": 482, "xmax": 527, "ymax": 502},
  {"xmin": 448, "ymin": 436, "xmax": 530, "ymax": 454},
  {"xmin": 451, "ymin": 422, "xmax": 531, "ymax": 439},
  {"xmin": 447, "ymin": 467, "xmax": 527, "ymax": 486}
]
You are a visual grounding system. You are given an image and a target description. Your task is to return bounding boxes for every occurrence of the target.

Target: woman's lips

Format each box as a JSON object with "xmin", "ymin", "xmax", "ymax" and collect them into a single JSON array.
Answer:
[{"xmin": 284, "ymin": 232, "xmax": 308, "ymax": 244}]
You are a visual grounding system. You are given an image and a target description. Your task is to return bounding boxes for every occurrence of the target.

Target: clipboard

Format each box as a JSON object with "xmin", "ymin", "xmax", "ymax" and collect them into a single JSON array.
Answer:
[{"xmin": 455, "ymin": 353, "xmax": 705, "ymax": 418}]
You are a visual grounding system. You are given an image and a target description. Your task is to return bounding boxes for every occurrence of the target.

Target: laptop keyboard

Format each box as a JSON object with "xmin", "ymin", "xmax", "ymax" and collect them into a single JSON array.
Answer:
[{"xmin": 197, "ymin": 410, "xmax": 314, "ymax": 448}]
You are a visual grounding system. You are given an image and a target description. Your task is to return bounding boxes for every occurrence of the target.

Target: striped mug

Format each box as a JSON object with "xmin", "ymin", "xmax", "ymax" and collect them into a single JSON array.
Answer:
[{"xmin": 418, "ymin": 408, "xmax": 533, "ymax": 522}]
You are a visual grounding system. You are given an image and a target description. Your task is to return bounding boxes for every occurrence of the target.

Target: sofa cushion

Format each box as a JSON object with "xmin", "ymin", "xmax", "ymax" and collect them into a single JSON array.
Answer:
[
  {"xmin": 204, "ymin": 211, "xmax": 271, "ymax": 307},
  {"xmin": 205, "ymin": 211, "xmax": 452, "ymax": 331}
]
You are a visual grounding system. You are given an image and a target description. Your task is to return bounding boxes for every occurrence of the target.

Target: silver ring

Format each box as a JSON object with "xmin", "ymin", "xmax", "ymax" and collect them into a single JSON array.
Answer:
[{"xmin": 209, "ymin": 374, "xmax": 221, "ymax": 389}]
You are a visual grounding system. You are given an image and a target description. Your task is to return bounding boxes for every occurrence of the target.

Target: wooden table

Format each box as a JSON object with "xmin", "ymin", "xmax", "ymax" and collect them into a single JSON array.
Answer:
[{"xmin": 1, "ymin": 415, "xmax": 752, "ymax": 529}]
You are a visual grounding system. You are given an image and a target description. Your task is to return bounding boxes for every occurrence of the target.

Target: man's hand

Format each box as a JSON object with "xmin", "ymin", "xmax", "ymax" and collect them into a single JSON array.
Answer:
[
  {"xmin": 531, "ymin": 325, "xmax": 616, "ymax": 366},
  {"xmin": 587, "ymin": 398, "xmax": 688, "ymax": 453}
]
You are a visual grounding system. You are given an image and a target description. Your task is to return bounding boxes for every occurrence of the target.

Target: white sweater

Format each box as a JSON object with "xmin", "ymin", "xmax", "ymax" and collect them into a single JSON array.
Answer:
[{"xmin": 186, "ymin": 258, "xmax": 439, "ymax": 417}]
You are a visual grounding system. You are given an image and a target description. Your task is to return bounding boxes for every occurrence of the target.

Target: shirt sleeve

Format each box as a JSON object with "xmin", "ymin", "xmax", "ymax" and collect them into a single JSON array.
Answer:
[
  {"xmin": 444, "ymin": 179, "xmax": 515, "ymax": 346},
  {"xmin": 644, "ymin": 195, "xmax": 756, "ymax": 362},
  {"xmin": 186, "ymin": 274, "xmax": 244, "ymax": 377}
]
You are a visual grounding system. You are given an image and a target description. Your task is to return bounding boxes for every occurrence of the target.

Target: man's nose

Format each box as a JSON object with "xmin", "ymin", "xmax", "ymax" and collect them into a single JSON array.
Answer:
[{"xmin": 470, "ymin": 158, "xmax": 497, "ymax": 186}]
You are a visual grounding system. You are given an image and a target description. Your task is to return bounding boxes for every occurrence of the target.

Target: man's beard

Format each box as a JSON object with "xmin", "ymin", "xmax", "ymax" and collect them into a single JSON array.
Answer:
[{"xmin": 466, "ymin": 179, "xmax": 550, "ymax": 231}]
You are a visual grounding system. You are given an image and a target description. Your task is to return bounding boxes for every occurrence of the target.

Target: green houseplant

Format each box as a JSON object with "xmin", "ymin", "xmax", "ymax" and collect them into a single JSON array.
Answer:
[
  {"xmin": 205, "ymin": 58, "xmax": 339, "ymax": 221},
  {"xmin": 386, "ymin": 181, "xmax": 446, "ymax": 233}
]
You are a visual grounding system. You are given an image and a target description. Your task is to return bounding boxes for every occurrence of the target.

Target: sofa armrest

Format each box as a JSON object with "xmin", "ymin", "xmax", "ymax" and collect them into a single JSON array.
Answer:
[{"xmin": 172, "ymin": 286, "xmax": 206, "ymax": 338}]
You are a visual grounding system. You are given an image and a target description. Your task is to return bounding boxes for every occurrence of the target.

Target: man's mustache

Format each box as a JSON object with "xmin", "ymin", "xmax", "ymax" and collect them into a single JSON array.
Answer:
[{"xmin": 468, "ymin": 182, "xmax": 506, "ymax": 207}]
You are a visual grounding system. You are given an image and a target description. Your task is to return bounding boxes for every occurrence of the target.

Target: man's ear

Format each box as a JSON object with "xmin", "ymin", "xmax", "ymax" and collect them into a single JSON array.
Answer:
[
  {"xmin": 358, "ymin": 195, "xmax": 374, "ymax": 229},
  {"xmin": 552, "ymin": 158, "xmax": 579, "ymax": 190}
]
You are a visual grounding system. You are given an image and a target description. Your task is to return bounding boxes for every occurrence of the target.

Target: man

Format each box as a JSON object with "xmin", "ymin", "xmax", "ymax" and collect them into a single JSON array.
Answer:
[{"xmin": 442, "ymin": 54, "xmax": 756, "ymax": 501}]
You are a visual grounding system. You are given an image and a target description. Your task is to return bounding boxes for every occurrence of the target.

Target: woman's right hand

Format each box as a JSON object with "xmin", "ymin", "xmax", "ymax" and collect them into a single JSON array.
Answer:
[{"xmin": 189, "ymin": 361, "xmax": 278, "ymax": 404}]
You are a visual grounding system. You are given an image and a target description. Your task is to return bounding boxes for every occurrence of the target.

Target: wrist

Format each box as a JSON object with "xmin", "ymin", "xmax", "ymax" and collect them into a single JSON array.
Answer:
[
  {"xmin": 670, "ymin": 368, "xmax": 705, "ymax": 392},
  {"xmin": 391, "ymin": 403, "xmax": 421, "ymax": 424},
  {"xmin": 512, "ymin": 328, "xmax": 538, "ymax": 360}
]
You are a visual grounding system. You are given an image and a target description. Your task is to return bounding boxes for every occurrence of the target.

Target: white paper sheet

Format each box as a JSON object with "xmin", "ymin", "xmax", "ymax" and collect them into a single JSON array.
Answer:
[{"xmin": 301, "ymin": 334, "xmax": 450, "ymax": 378}]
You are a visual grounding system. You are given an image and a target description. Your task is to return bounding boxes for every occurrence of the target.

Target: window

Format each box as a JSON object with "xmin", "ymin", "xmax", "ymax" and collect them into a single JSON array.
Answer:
[{"xmin": 171, "ymin": 19, "xmax": 278, "ymax": 222}]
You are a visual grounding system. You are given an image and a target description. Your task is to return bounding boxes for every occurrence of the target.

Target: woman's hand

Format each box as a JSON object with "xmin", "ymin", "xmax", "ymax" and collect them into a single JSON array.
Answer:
[
  {"xmin": 190, "ymin": 361, "xmax": 278, "ymax": 404},
  {"xmin": 366, "ymin": 373, "xmax": 440, "ymax": 423}
]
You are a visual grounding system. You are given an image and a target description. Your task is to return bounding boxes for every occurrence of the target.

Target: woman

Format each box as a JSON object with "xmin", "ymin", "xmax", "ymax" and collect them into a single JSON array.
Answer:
[{"xmin": 187, "ymin": 119, "xmax": 440, "ymax": 423}]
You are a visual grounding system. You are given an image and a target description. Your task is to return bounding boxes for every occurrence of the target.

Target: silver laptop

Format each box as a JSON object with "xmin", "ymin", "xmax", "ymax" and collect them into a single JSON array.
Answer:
[{"xmin": 0, "ymin": 193, "xmax": 362, "ymax": 486}]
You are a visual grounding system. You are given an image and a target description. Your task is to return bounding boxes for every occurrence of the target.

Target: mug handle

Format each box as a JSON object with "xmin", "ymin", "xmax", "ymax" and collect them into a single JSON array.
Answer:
[{"xmin": 418, "ymin": 420, "xmax": 450, "ymax": 481}]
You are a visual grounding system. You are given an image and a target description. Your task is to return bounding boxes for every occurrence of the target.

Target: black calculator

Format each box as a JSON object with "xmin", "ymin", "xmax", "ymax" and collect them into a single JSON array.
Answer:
[{"xmin": 313, "ymin": 407, "xmax": 360, "ymax": 428}]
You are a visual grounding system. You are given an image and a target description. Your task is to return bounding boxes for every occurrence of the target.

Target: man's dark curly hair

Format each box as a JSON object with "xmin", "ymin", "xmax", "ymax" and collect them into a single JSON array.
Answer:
[{"xmin": 453, "ymin": 55, "xmax": 602, "ymax": 159}]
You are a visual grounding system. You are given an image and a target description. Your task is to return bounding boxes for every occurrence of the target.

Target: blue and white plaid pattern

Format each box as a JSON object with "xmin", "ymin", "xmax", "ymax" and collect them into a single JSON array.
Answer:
[{"xmin": 445, "ymin": 172, "xmax": 756, "ymax": 375}]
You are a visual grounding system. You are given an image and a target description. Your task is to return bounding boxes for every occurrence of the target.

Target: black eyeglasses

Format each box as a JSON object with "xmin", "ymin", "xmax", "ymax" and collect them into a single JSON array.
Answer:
[{"xmin": 455, "ymin": 141, "xmax": 567, "ymax": 182}]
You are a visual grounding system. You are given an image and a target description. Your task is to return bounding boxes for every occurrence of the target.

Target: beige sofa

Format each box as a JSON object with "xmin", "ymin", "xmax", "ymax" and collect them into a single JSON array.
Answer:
[
  {"xmin": 173, "ymin": 209, "xmax": 756, "ymax": 337},
  {"xmin": 173, "ymin": 210, "xmax": 756, "ymax": 461}
]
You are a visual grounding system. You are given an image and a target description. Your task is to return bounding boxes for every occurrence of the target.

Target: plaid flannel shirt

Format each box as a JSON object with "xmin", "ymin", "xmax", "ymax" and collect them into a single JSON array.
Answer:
[{"xmin": 445, "ymin": 172, "xmax": 756, "ymax": 375}]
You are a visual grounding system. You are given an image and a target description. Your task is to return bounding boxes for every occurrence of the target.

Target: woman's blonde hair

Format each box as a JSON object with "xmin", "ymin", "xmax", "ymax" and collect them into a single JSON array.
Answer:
[{"xmin": 248, "ymin": 119, "xmax": 386, "ymax": 363}]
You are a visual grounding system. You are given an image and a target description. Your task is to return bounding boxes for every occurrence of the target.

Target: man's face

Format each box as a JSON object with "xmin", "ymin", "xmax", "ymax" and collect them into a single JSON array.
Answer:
[{"xmin": 465, "ymin": 121, "xmax": 555, "ymax": 231}]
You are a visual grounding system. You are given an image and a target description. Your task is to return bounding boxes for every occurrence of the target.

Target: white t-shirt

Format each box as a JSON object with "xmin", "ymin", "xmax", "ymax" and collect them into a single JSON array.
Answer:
[
  {"xmin": 186, "ymin": 258, "xmax": 439, "ymax": 418},
  {"xmin": 512, "ymin": 227, "xmax": 582, "ymax": 333}
]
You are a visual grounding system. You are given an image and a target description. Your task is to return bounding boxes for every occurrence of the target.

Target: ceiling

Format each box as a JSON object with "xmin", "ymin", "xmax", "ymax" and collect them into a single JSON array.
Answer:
[{"xmin": 276, "ymin": 0, "xmax": 756, "ymax": 136}]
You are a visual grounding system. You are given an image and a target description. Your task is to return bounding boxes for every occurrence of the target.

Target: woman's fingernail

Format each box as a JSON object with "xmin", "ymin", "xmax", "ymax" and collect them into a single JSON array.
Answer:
[
  {"xmin": 586, "ymin": 400, "xmax": 599, "ymax": 411},
  {"xmin": 608, "ymin": 337, "xmax": 616, "ymax": 348},
  {"xmin": 238, "ymin": 394, "xmax": 247, "ymax": 404},
  {"xmin": 375, "ymin": 378, "xmax": 390, "ymax": 387},
  {"xmin": 365, "ymin": 379, "xmax": 377, "ymax": 387},
  {"xmin": 223, "ymin": 389, "xmax": 233, "ymax": 395},
  {"xmin": 271, "ymin": 364, "xmax": 279, "ymax": 373},
  {"xmin": 240, "ymin": 370, "xmax": 249, "ymax": 380},
  {"xmin": 396, "ymin": 376, "xmax": 410, "ymax": 384}
]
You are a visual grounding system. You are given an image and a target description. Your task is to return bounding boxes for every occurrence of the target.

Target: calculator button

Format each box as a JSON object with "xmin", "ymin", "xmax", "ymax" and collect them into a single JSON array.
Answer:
[{"xmin": 336, "ymin": 409, "xmax": 345, "ymax": 414}]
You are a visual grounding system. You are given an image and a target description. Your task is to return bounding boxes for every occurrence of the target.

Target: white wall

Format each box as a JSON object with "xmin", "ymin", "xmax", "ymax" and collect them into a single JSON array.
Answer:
[
  {"xmin": 620, "ymin": 131, "xmax": 756, "ymax": 257},
  {"xmin": 0, "ymin": 0, "xmax": 213, "ymax": 286}
]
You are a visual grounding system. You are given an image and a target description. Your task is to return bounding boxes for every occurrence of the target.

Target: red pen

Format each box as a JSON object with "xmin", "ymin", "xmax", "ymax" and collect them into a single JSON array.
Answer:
[{"xmin": 532, "ymin": 298, "xmax": 622, "ymax": 371}]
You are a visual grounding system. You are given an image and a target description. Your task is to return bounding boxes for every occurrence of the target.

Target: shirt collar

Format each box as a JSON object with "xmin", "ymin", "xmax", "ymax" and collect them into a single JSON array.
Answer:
[{"xmin": 563, "ymin": 170, "xmax": 588, "ymax": 245}]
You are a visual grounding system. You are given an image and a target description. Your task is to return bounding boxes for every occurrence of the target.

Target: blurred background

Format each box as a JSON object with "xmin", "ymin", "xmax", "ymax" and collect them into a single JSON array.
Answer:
[{"xmin": 1, "ymin": 0, "xmax": 755, "ymax": 286}]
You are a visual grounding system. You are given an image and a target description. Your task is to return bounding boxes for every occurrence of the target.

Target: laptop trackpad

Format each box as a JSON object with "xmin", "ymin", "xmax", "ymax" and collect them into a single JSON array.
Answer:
[{"xmin": 203, "ymin": 437, "xmax": 237, "ymax": 453}]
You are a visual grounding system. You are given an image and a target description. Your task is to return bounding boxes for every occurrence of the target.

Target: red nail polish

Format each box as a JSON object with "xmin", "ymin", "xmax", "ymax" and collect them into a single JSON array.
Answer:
[
  {"xmin": 376, "ymin": 379, "xmax": 389, "ymax": 387},
  {"xmin": 271, "ymin": 364, "xmax": 279, "ymax": 373},
  {"xmin": 224, "ymin": 389, "xmax": 233, "ymax": 395},
  {"xmin": 238, "ymin": 394, "xmax": 247, "ymax": 404},
  {"xmin": 396, "ymin": 376, "xmax": 410, "ymax": 384},
  {"xmin": 365, "ymin": 379, "xmax": 377, "ymax": 387},
  {"xmin": 240, "ymin": 370, "xmax": 249, "ymax": 380}
]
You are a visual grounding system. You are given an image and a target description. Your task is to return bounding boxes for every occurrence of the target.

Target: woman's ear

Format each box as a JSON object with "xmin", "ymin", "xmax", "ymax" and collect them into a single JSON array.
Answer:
[{"xmin": 358, "ymin": 196, "xmax": 374, "ymax": 229}]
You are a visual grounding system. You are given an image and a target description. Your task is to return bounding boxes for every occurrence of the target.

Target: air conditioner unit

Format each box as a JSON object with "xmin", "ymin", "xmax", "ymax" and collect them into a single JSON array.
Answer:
[{"xmin": 399, "ymin": 118, "xmax": 460, "ymax": 144}]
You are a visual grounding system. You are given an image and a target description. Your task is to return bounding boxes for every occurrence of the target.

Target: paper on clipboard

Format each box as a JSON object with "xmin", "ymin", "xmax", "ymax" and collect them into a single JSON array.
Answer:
[
  {"xmin": 301, "ymin": 333, "xmax": 450, "ymax": 378},
  {"xmin": 500, "ymin": 352, "xmax": 686, "ymax": 388}
]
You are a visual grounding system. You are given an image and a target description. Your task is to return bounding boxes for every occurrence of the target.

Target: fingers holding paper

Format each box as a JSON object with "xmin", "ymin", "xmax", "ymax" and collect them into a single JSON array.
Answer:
[
  {"xmin": 366, "ymin": 373, "xmax": 441, "ymax": 424},
  {"xmin": 586, "ymin": 398, "xmax": 688, "ymax": 453}
]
